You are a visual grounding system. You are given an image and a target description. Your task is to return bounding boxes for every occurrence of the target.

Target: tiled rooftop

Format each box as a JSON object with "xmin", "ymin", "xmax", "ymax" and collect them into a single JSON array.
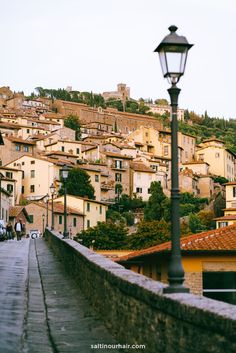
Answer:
[{"xmin": 118, "ymin": 224, "xmax": 236, "ymax": 262}]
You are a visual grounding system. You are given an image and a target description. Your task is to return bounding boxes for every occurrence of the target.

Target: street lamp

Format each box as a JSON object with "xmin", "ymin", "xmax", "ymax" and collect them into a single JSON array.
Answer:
[
  {"xmin": 154, "ymin": 25, "xmax": 193, "ymax": 293},
  {"xmin": 45, "ymin": 193, "xmax": 49, "ymax": 228},
  {"xmin": 60, "ymin": 165, "xmax": 69, "ymax": 238},
  {"xmin": 50, "ymin": 183, "xmax": 56, "ymax": 230},
  {"xmin": 42, "ymin": 213, "xmax": 45, "ymax": 235}
]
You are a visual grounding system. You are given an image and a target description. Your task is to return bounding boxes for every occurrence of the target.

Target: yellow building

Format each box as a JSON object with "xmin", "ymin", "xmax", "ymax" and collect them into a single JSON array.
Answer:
[
  {"xmin": 5, "ymin": 155, "xmax": 62, "ymax": 200},
  {"xmin": 196, "ymin": 138, "xmax": 235, "ymax": 181},
  {"xmin": 215, "ymin": 181, "xmax": 236, "ymax": 228},
  {"xmin": 54, "ymin": 195, "xmax": 107, "ymax": 230},
  {"xmin": 45, "ymin": 139, "xmax": 83, "ymax": 159},
  {"xmin": 118, "ymin": 225, "xmax": 236, "ymax": 304}
]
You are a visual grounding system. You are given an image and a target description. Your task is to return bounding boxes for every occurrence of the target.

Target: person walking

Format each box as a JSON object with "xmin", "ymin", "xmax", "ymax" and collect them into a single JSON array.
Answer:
[
  {"xmin": 6, "ymin": 222, "xmax": 13, "ymax": 241},
  {"xmin": 15, "ymin": 219, "xmax": 23, "ymax": 241}
]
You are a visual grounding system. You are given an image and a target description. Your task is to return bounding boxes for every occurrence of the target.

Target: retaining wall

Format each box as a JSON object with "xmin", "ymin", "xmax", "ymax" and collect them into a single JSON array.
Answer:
[{"xmin": 45, "ymin": 230, "xmax": 236, "ymax": 353}]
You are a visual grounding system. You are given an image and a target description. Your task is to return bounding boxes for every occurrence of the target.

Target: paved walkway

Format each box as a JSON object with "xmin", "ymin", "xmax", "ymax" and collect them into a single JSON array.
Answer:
[{"xmin": 0, "ymin": 238, "xmax": 121, "ymax": 353}]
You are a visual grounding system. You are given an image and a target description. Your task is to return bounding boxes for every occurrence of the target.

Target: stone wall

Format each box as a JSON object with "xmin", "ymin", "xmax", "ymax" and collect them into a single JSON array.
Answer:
[{"xmin": 45, "ymin": 230, "xmax": 236, "ymax": 353}]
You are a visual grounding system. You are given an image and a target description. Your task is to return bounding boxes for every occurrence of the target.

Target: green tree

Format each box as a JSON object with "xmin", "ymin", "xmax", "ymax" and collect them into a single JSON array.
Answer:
[
  {"xmin": 119, "ymin": 194, "xmax": 145, "ymax": 211},
  {"xmin": 126, "ymin": 220, "xmax": 170, "ymax": 250},
  {"xmin": 64, "ymin": 115, "xmax": 81, "ymax": 140},
  {"xmin": 59, "ymin": 168, "xmax": 95, "ymax": 199},
  {"xmin": 189, "ymin": 213, "xmax": 206, "ymax": 233},
  {"xmin": 76, "ymin": 222, "xmax": 128, "ymax": 250},
  {"xmin": 144, "ymin": 182, "xmax": 167, "ymax": 221},
  {"xmin": 213, "ymin": 176, "xmax": 229, "ymax": 185},
  {"xmin": 197, "ymin": 210, "xmax": 215, "ymax": 230},
  {"xmin": 213, "ymin": 192, "xmax": 226, "ymax": 218}
]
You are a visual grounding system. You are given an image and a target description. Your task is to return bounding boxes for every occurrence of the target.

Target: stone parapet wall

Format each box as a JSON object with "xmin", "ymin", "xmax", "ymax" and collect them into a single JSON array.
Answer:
[{"xmin": 45, "ymin": 230, "xmax": 236, "ymax": 353}]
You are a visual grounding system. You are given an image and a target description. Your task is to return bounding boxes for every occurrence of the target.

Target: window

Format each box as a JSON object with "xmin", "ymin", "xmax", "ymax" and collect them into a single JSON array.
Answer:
[
  {"xmin": 59, "ymin": 215, "xmax": 63, "ymax": 225},
  {"xmin": 21, "ymin": 186, "xmax": 24, "ymax": 194},
  {"xmin": 86, "ymin": 203, "xmax": 90, "ymax": 212},
  {"xmin": 164, "ymin": 146, "xmax": 168, "ymax": 156},
  {"xmin": 22, "ymin": 162, "xmax": 25, "ymax": 166},
  {"xmin": 233, "ymin": 187, "xmax": 236, "ymax": 198},
  {"xmin": 95, "ymin": 175, "xmax": 99, "ymax": 182},
  {"xmin": 136, "ymin": 187, "xmax": 142, "ymax": 193},
  {"xmin": 7, "ymin": 184, "xmax": 13, "ymax": 193},
  {"xmin": 30, "ymin": 170, "xmax": 35, "ymax": 178},
  {"xmin": 115, "ymin": 173, "xmax": 122, "ymax": 182},
  {"xmin": 219, "ymin": 222, "xmax": 228, "ymax": 228},
  {"xmin": 203, "ymin": 272, "xmax": 236, "ymax": 305},
  {"xmin": 99, "ymin": 206, "xmax": 102, "ymax": 215},
  {"xmin": 73, "ymin": 218, "xmax": 77, "ymax": 227},
  {"xmin": 30, "ymin": 185, "xmax": 35, "ymax": 193},
  {"xmin": 61, "ymin": 146, "xmax": 65, "ymax": 152},
  {"xmin": 87, "ymin": 220, "xmax": 90, "ymax": 228},
  {"xmin": 27, "ymin": 129, "xmax": 30, "ymax": 133},
  {"xmin": 30, "ymin": 160, "xmax": 35, "ymax": 164},
  {"xmin": 15, "ymin": 145, "xmax": 21, "ymax": 151},
  {"xmin": 76, "ymin": 148, "xmax": 80, "ymax": 154},
  {"xmin": 148, "ymin": 188, "xmax": 151, "ymax": 194},
  {"xmin": 215, "ymin": 153, "xmax": 220, "ymax": 158},
  {"xmin": 6, "ymin": 172, "xmax": 13, "ymax": 179},
  {"xmin": 22, "ymin": 171, "xmax": 25, "ymax": 179},
  {"xmin": 115, "ymin": 160, "xmax": 122, "ymax": 169},
  {"xmin": 28, "ymin": 215, "xmax": 34, "ymax": 223}
]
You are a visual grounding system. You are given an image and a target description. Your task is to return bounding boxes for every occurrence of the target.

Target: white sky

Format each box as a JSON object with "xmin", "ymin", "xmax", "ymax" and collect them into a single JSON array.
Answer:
[{"xmin": 0, "ymin": 0, "xmax": 235, "ymax": 118}]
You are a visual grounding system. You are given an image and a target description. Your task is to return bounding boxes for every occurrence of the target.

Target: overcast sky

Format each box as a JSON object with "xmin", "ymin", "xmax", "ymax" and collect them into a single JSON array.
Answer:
[{"xmin": 0, "ymin": 0, "xmax": 235, "ymax": 119}]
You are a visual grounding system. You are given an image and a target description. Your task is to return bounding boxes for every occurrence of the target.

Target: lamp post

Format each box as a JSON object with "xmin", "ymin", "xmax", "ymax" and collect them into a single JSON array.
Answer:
[
  {"xmin": 60, "ymin": 165, "xmax": 69, "ymax": 238},
  {"xmin": 45, "ymin": 193, "xmax": 49, "ymax": 228},
  {"xmin": 50, "ymin": 183, "xmax": 56, "ymax": 230},
  {"xmin": 154, "ymin": 25, "xmax": 193, "ymax": 293},
  {"xmin": 42, "ymin": 213, "xmax": 45, "ymax": 235}
]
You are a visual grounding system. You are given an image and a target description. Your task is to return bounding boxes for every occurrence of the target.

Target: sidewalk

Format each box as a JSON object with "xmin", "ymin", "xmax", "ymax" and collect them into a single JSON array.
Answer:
[{"xmin": 0, "ymin": 239, "xmax": 121, "ymax": 353}]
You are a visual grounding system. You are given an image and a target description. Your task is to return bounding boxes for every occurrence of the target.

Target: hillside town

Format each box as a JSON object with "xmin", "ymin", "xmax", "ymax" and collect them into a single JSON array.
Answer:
[
  {"xmin": 0, "ymin": 84, "xmax": 235, "ymax": 237},
  {"xmin": 0, "ymin": 83, "xmax": 236, "ymax": 302}
]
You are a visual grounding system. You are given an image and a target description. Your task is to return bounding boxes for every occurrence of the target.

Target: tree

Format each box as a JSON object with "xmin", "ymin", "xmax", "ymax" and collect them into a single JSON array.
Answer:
[
  {"xmin": 213, "ymin": 192, "xmax": 226, "ymax": 218},
  {"xmin": 144, "ymin": 182, "xmax": 167, "ymax": 221},
  {"xmin": 197, "ymin": 210, "xmax": 215, "ymax": 230},
  {"xmin": 59, "ymin": 168, "xmax": 95, "ymax": 199},
  {"xmin": 64, "ymin": 115, "xmax": 81, "ymax": 140},
  {"xmin": 126, "ymin": 220, "xmax": 170, "ymax": 250},
  {"xmin": 154, "ymin": 98, "xmax": 169, "ymax": 105},
  {"xmin": 213, "ymin": 176, "xmax": 229, "ymax": 185},
  {"xmin": 189, "ymin": 213, "xmax": 206, "ymax": 234},
  {"xmin": 76, "ymin": 222, "xmax": 128, "ymax": 250}
]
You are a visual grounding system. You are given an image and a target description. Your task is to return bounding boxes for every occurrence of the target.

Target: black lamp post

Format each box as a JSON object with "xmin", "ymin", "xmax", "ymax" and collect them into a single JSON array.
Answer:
[
  {"xmin": 154, "ymin": 25, "xmax": 193, "ymax": 293},
  {"xmin": 50, "ymin": 183, "xmax": 56, "ymax": 230},
  {"xmin": 60, "ymin": 165, "xmax": 69, "ymax": 238},
  {"xmin": 45, "ymin": 193, "xmax": 49, "ymax": 228}
]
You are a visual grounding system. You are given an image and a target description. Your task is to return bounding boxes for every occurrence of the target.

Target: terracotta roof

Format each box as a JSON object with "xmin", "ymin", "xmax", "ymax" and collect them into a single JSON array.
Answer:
[
  {"xmin": 102, "ymin": 151, "xmax": 133, "ymax": 160},
  {"xmin": 224, "ymin": 182, "xmax": 236, "ymax": 186},
  {"xmin": 214, "ymin": 215, "xmax": 236, "ymax": 221},
  {"xmin": 6, "ymin": 136, "xmax": 36, "ymax": 145},
  {"xmin": 118, "ymin": 225, "xmax": 236, "ymax": 262},
  {"xmin": 131, "ymin": 162, "xmax": 155, "ymax": 173},
  {"xmin": 182, "ymin": 161, "xmax": 209, "ymax": 166},
  {"xmin": 44, "ymin": 151, "xmax": 78, "ymax": 158},
  {"xmin": 51, "ymin": 202, "xmax": 84, "ymax": 216},
  {"xmin": 9, "ymin": 206, "xmax": 25, "ymax": 217}
]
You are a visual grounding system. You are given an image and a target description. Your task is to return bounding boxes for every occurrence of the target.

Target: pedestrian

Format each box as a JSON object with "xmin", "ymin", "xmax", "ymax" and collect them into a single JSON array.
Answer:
[
  {"xmin": 15, "ymin": 219, "xmax": 23, "ymax": 241},
  {"xmin": 6, "ymin": 222, "xmax": 13, "ymax": 241}
]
